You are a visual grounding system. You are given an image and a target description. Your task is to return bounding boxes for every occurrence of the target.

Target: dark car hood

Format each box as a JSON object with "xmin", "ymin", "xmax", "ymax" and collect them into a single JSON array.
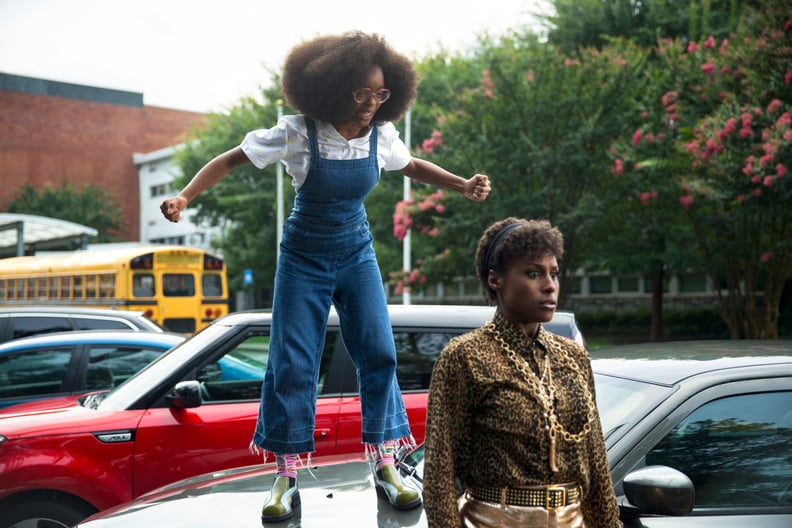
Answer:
[{"xmin": 77, "ymin": 457, "xmax": 427, "ymax": 528}]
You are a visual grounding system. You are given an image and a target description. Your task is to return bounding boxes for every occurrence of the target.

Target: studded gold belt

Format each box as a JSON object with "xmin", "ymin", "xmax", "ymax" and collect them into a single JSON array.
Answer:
[{"xmin": 467, "ymin": 482, "xmax": 581, "ymax": 510}]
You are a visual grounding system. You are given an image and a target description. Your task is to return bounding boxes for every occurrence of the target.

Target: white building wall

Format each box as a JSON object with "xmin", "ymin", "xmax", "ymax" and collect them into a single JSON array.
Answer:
[{"xmin": 133, "ymin": 145, "xmax": 224, "ymax": 254}]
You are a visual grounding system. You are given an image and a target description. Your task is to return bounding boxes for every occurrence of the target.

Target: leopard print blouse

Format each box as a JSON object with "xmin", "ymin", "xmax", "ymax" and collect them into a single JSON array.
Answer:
[{"xmin": 423, "ymin": 311, "xmax": 622, "ymax": 528}]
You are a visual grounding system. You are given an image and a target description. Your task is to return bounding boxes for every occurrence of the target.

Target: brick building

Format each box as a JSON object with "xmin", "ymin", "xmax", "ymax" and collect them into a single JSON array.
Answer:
[{"xmin": 0, "ymin": 72, "xmax": 206, "ymax": 242}]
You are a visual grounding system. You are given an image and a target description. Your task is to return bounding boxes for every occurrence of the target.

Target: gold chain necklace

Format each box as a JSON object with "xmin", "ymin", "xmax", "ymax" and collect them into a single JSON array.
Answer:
[{"xmin": 485, "ymin": 321, "xmax": 596, "ymax": 472}]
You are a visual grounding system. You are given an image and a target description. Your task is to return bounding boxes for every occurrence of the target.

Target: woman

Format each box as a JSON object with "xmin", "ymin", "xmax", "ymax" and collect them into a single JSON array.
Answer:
[
  {"xmin": 160, "ymin": 31, "xmax": 490, "ymax": 523},
  {"xmin": 423, "ymin": 218, "xmax": 621, "ymax": 527}
]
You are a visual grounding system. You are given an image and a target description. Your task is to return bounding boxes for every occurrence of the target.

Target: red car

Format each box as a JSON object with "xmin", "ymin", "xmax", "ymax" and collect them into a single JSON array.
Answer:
[{"xmin": 0, "ymin": 305, "xmax": 585, "ymax": 528}]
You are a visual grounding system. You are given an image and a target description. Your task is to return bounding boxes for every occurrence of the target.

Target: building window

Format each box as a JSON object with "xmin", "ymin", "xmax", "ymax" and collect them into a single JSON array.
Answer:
[
  {"xmin": 589, "ymin": 275, "xmax": 612, "ymax": 294},
  {"xmin": 617, "ymin": 276, "xmax": 640, "ymax": 292},
  {"xmin": 149, "ymin": 183, "xmax": 171, "ymax": 198}
]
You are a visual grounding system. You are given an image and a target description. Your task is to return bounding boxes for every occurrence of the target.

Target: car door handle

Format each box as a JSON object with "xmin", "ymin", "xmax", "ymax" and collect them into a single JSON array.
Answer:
[{"xmin": 314, "ymin": 428, "xmax": 331, "ymax": 437}]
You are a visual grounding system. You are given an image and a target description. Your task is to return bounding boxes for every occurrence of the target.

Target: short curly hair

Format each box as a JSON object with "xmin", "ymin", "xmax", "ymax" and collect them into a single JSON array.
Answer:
[
  {"xmin": 281, "ymin": 31, "xmax": 418, "ymax": 124},
  {"xmin": 474, "ymin": 217, "xmax": 565, "ymax": 305}
]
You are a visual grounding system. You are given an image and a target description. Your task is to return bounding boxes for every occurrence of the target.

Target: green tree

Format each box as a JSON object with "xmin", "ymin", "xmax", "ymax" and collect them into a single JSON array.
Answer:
[
  {"xmin": 543, "ymin": 0, "xmax": 756, "ymax": 53},
  {"xmin": 608, "ymin": 2, "xmax": 791, "ymax": 338},
  {"xmin": 400, "ymin": 33, "xmax": 645, "ymax": 309},
  {"xmin": 5, "ymin": 182, "xmax": 125, "ymax": 243}
]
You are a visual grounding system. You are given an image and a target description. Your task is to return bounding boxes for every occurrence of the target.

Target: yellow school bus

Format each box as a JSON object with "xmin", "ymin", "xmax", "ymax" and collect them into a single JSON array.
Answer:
[{"xmin": 0, "ymin": 245, "xmax": 228, "ymax": 333}]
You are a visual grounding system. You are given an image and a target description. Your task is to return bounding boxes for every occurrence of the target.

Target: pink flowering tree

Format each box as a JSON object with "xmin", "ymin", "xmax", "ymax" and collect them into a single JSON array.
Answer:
[
  {"xmin": 609, "ymin": 4, "xmax": 791, "ymax": 338},
  {"xmin": 389, "ymin": 189, "xmax": 447, "ymax": 294}
]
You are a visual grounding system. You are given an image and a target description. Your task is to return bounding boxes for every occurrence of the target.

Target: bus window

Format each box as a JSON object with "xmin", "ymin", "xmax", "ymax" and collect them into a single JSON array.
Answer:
[
  {"xmin": 61, "ymin": 276, "xmax": 72, "ymax": 299},
  {"xmin": 27, "ymin": 278, "xmax": 36, "ymax": 299},
  {"xmin": 133, "ymin": 274, "xmax": 155, "ymax": 297},
  {"xmin": 73, "ymin": 276, "xmax": 83, "ymax": 299},
  {"xmin": 202, "ymin": 274, "xmax": 223, "ymax": 297},
  {"xmin": 163, "ymin": 274, "xmax": 195, "ymax": 297},
  {"xmin": 86, "ymin": 275, "xmax": 97, "ymax": 299},
  {"xmin": 99, "ymin": 274, "xmax": 115, "ymax": 299}
]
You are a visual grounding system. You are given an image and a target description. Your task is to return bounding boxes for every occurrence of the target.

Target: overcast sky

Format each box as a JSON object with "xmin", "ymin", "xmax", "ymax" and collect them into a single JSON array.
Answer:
[{"xmin": 0, "ymin": 0, "xmax": 548, "ymax": 113}]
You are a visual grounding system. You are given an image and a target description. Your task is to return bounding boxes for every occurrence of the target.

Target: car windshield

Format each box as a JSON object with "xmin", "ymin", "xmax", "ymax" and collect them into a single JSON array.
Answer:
[{"xmin": 593, "ymin": 372, "xmax": 672, "ymax": 439}]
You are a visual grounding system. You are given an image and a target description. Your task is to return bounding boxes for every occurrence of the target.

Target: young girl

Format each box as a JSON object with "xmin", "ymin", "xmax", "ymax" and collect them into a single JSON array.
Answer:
[{"xmin": 160, "ymin": 31, "xmax": 490, "ymax": 523}]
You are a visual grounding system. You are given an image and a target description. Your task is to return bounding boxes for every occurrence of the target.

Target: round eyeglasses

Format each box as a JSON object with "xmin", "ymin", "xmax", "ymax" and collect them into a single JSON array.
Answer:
[{"xmin": 352, "ymin": 88, "xmax": 391, "ymax": 104}]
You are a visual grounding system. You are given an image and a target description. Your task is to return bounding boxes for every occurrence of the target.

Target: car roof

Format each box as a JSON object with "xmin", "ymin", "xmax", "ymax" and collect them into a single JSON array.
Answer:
[
  {"xmin": 591, "ymin": 340, "xmax": 792, "ymax": 385},
  {"xmin": 210, "ymin": 304, "xmax": 576, "ymax": 329},
  {"xmin": 0, "ymin": 330, "xmax": 185, "ymax": 352},
  {"xmin": 0, "ymin": 306, "xmax": 150, "ymax": 317}
]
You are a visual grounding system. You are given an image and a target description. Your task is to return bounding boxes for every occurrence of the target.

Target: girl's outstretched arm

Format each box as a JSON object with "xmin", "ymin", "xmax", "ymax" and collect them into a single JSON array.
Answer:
[
  {"xmin": 160, "ymin": 146, "xmax": 251, "ymax": 222},
  {"xmin": 400, "ymin": 158, "xmax": 491, "ymax": 201}
]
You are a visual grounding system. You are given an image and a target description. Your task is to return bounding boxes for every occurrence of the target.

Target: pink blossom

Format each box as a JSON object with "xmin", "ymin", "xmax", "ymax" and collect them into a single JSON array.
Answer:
[
  {"xmin": 421, "ymin": 139, "xmax": 435, "ymax": 154},
  {"xmin": 641, "ymin": 111, "xmax": 648, "ymax": 119},
  {"xmin": 736, "ymin": 194, "xmax": 745, "ymax": 203},
  {"xmin": 723, "ymin": 117, "xmax": 738, "ymax": 135},
  {"xmin": 701, "ymin": 63, "xmax": 715, "ymax": 75},
  {"xmin": 777, "ymin": 164, "xmax": 788, "ymax": 178},
  {"xmin": 741, "ymin": 112, "xmax": 753, "ymax": 127},
  {"xmin": 435, "ymin": 204, "xmax": 446, "ymax": 213},
  {"xmin": 753, "ymin": 188, "xmax": 762, "ymax": 197},
  {"xmin": 611, "ymin": 159, "xmax": 624, "ymax": 176},
  {"xmin": 785, "ymin": 69, "xmax": 792, "ymax": 85},
  {"xmin": 760, "ymin": 251, "xmax": 773, "ymax": 264},
  {"xmin": 526, "ymin": 70, "xmax": 535, "ymax": 82},
  {"xmin": 785, "ymin": 130, "xmax": 792, "ymax": 141},
  {"xmin": 427, "ymin": 228, "xmax": 439, "ymax": 237},
  {"xmin": 720, "ymin": 65, "xmax": 730, "ymax": 74},
  {"xmin": 679, "ymin": 195, "xmax": 695, "ymax": 210},
  {"xmin": 751, "ymin": 175, "xmax": 761, "ymax": 184},
  {"xmin": 639, "ymin": 190, "xmax": 658, "ymax": 206},
  {"xmin": 767, "ymin": 99, "xmax": 782, "ymax": 114},
  {"xmin": 785, "ymin": 18, "xmax": 792, "ymax": 32},
  {"xmin": 763, "ymin": 176, "xmax": 774, "ymax": 187},
  {"xmin": 704, "ymin": 36, "xmax": 715, "ymax": 48},
  {"xmin": 777, "ymin": 112, "xmax": 792, "ymax": 128},
  {"xmin": 739, "ymin": 127, "xmax": 753, "ymax": 138},
  {"xmin": 661, "ymin": 91, "xmax": 678, "ymax": 107},
  {"xmin": 687, "ymin": 41, "xmax": 699, "ymax": 54},
  {"xmin": 759, "ymin": 153, "xmax": 774, "ymax": 167},
  {"xmin": 657, "ymin": 133, "xmax": 666, "ymax": 141},
  {"xmin": 632, "ymin": 129, "xmax": 643, "ymax": 146}
]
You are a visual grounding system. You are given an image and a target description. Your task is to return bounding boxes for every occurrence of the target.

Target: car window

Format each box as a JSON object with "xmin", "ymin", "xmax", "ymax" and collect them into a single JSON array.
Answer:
[
  {"xmin": 394, "ymin": 331, "xmax": 461, "ymax": 391},
  {"xmin": 194, "ymin": 331, "xmax": 341, "ymax": 402},
  {"xmin": 86, "ymin": 345, "xmax": 165, "ymax": 389},
  {"xmin": 74, "ymin": 318, "xmax": 136, "ymax": 331},
  {"xmin": 196, "ymin": 334, "xmax": 268, "ymax": 402},
  {"xmin": 11, "ymin": 316, "xmax": 72, "ymax": 339},
  {"xmin": 645, "ymin": 391, "xmax": 792, "ymax": 508},
  {"xmin": 0, "ymin": 347, "xmax": 75, "ymax": 400}
]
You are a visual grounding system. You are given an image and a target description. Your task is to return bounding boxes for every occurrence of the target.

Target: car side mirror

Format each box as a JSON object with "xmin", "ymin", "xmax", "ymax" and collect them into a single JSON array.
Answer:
[
  {"xmin": 166, "ymin": 380, "xmax": 203, "ymax": 409},
  {"xmin": 620, "ymin": 465, "xmax": 695, "ymax": 520}
]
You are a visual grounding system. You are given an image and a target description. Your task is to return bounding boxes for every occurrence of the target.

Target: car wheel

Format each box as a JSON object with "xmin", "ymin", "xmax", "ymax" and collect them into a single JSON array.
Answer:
[{"xmin": 0, "ymin": 496, "xmax": 96, "ymax": 528}]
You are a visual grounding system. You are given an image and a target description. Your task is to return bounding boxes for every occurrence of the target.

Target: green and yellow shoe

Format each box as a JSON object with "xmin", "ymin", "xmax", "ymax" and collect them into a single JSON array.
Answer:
[
  {"xmin": 374, "ymin": 464, "xmax": 422, "ymax": 510},
  {"xmin": 261, "ymin": 476, "xmax": 300, "ymax": 523}
]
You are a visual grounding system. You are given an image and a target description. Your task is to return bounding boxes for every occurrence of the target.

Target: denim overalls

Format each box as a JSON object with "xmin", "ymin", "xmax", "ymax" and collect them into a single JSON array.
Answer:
[{"xmin": 251, "ymin": 117, "xmax": 412, "ymax": 454}]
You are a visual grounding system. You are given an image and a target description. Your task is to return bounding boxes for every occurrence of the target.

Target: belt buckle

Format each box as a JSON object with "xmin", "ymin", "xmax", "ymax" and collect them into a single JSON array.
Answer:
[{"xmin": 545, "ymin": 486, "xmax": 566, "ymax": 510}]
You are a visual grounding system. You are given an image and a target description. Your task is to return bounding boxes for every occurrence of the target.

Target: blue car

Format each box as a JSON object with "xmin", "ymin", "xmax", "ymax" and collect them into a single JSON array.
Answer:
[{"xmin": 0, "ymin": 330, "xmax": 185, "ymax": 409}]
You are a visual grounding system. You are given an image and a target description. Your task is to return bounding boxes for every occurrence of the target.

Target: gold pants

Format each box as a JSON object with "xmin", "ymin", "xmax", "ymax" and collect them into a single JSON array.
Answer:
[{"xmin": 458, "ymin": 492, "xmax": 586, "ymax": 528}]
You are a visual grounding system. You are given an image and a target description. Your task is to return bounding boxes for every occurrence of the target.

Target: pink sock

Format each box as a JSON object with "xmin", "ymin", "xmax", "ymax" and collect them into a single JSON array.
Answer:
[
  {"xmin": 375, "ymin": 441, "xmax": 396, "ymax": 471},
  {"xmin": 276, "ymin": 454, "xmax": 298, "ymax": 478}
]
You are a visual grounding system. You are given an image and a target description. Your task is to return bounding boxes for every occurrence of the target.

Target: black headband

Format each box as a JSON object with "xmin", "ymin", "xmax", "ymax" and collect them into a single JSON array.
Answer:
[{"xmin": 485, "ymin": 222, "xmax": 524, "ymax": 270}]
